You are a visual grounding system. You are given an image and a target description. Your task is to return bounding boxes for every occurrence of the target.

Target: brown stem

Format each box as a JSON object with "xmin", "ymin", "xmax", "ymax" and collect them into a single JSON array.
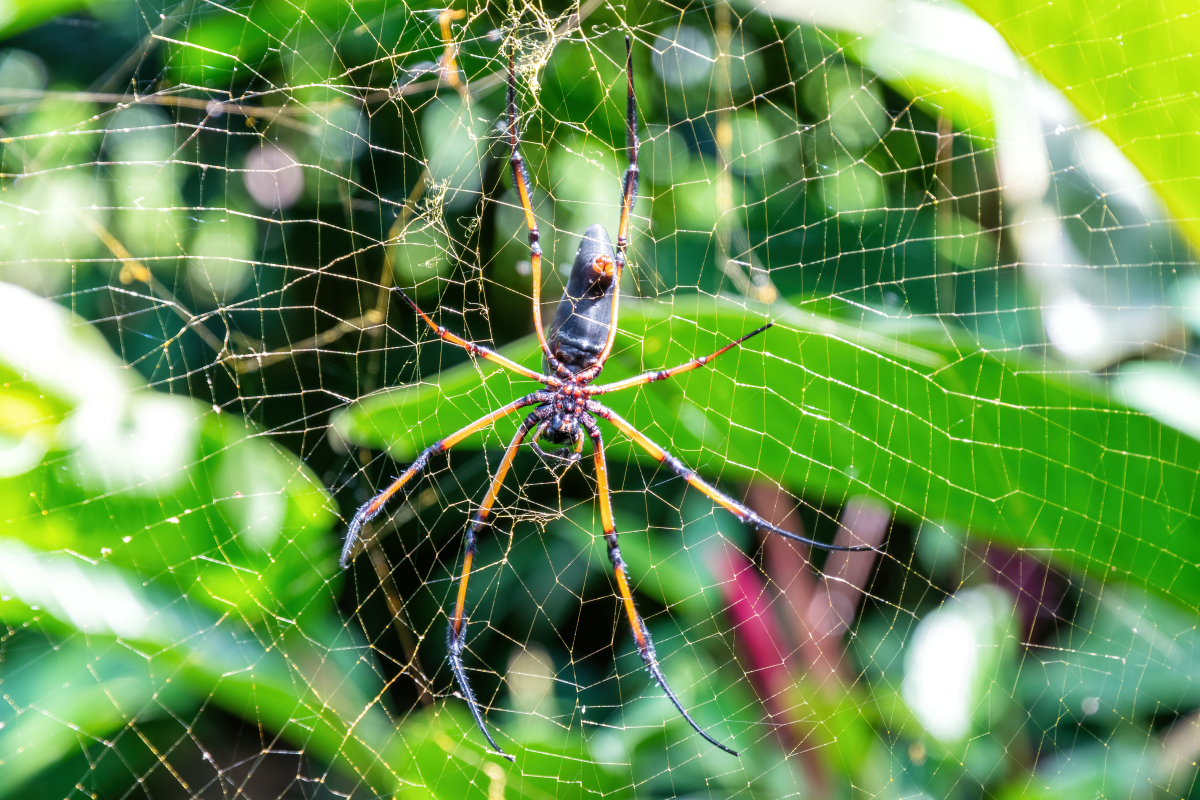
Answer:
[
  {"xmin": 737, "ymin": 484, "xmax": 828, "ymax": 792},
  {"xmin": 803, "ymin": 497, "xmax": 889, "ymax": 679},
  {"xmin": 740, "ymin": 487, "xmax": 888, "ymax": 788},
  {"xmin": 366, "ymin": 538, "xmax": 433, "ymax": 706}
]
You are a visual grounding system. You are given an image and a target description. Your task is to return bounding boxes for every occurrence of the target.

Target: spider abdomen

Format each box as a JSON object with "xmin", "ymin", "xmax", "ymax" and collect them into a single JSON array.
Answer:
[{"xmin": 546, "ymin": 224, "xmax": 617, "ymax": 373}]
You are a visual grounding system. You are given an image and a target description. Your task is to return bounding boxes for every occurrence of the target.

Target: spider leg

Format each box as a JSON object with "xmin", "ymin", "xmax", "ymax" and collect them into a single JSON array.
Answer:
[
  {"xmin": 447, "ymin": 409, "xmax": 544, "ymax": 762},
  {"xmin": 391, "ymin": 285, "xmax": 557, "ymax": 386},
  {"xmin": 587, "ymin": 402, "xmax": 873, "ymax": 553},
  {"xmin": 587, "ymin": 323, "xmax": 772, "ymax": 395},
  {"xmin": 341, "ymin": 392, "xmax": 549, "ymax": 568},
  {"xmin": 579, "ymin": 36, "xmax": 639, "ymax": 382},
  {"xmin": 507, "ymin": 46, "xmax": 568, "ymax": 377},
  {"xmin": 615, "ymin": 34, "xmax": 640, "ymax": 268},
  {"xmin": 583, "ymin": 417, "xmax": 739, "ymax": 757}
]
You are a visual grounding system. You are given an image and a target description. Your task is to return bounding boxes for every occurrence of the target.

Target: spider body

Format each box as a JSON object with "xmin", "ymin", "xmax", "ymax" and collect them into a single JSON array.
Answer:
[
  {"xmin": 526, "ymin": 226, "xmax": 618, "ymax": 459},
  {"xmin": 545, "ymin": 224, "xmax": 617, "ymax": 375},
  {"xmin": 342, "ymin": 36, "xmax": 871, "ymax": 763}
]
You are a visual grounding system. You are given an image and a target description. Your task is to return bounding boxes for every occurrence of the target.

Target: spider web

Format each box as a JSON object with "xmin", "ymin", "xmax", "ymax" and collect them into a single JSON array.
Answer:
[{"xmin": 2, "ymin": 0, "xmax": 1200, "ymax": 798}]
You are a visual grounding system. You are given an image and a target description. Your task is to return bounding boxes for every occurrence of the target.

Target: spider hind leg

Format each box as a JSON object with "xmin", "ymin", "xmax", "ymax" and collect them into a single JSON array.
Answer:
[
  {"xmin": 589, "ymin": 402, "xmax": 874, "ymax": 553},
  {"xmin": 446, "ymin": 411, "xmax": 543, "ymax": 762},
  {"xmin": 340, "ymin": 393, "xmax": 546, "ymax": 569},
  {"xmin": 586, "ymin": 418, "xmax": 740, "ymax": 756}
]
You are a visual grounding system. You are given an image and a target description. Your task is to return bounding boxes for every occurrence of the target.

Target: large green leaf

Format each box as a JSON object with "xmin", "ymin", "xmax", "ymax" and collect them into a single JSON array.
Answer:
[
  {"xmin": 333, "ymin": 295, "xmax": 1200, "ymax": 612},
  {"xmin": 0, "ymin": 282, "xmax": 339, "ymax": 625},
  {"xmin": 957, "ymin": 0, "xmax": 1200, "ymax": 252},
  {"xmin": 0, "ymin": 539, "xmax": 619, "ymax": 798},
  {"xmin": 0, "ymin": 0, "xmax": 85, "ymax": 39},
  {"xmin": 1018, "ymin": 581, "xmax": 1200, "ymax": 727},
  {"xmin": 0, "ymin": 539, "xmax": 400, "ymax": 795}
]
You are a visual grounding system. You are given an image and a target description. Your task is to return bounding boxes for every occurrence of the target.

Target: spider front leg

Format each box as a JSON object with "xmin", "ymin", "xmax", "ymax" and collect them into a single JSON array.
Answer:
[
  {"xmin": 579, "ymin": 35, "xmax": 640, "ymax": 382},
  {"xmin": 588, "ymin": 402, "xmax": 873, "ymax": 553},
  {"xmin": 583, "ymin": 417, "xmax": 739, "ymax": 756},
  {"xmin": 341, "ymin": 392, "xmax": 548, "ymax": 568},
  {"xmin": 588, "ymin": 322, "xmax": 773, "ymax": 395},
  {"xmin": 506, "ymin": 46, "xmax": 568, "ymax": 378},
  {"xmin": 447, "ymin": 409, "xmax": 545, "ymax": 762},
  {"xmin": 615, "ymin": 34, "xmax": 640, "ymax": 268}
]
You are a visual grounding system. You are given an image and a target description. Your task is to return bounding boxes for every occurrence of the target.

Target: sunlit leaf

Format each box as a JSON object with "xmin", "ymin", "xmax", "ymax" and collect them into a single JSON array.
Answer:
[
  {"xmin": 0, "ymin": 283, "xmax": 339, "ymax": 622},
  {"xmin": 1018, "ymin": 582, "xmax": 1200, "ymax": 727},
  {"xmin": 958, "ymin": 0, "xmax": 1200, "ymax": 254},
  {"xmin": 334, "ymin": 294, "xmax": 1200, "ymax": 612},
  {"xmin": 0, "ymin": 539, "xmax": 400, "ymax": 795}
]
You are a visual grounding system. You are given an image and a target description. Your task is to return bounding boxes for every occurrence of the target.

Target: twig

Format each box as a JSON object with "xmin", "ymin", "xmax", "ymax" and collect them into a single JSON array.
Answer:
[
  {"xmin": 227, "ymin": 310, "xmax": 386, "ymax": 374},
  {"xmin": 367, "ymin": 538, "xmax": 434, "ymax": 706},
  {"xmin": 77, "ymin": 212, "xmax": 226, "ymax": 356}
]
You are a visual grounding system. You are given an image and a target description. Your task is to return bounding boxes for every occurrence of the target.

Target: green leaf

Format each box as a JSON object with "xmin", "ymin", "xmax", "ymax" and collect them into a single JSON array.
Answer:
[
  {"xmin": 0, "ymin": 539, "xmax": 401, "ymax": 794},
  {"xmin": 0, "ymin": 0, "xmax": 86, "ymax": 40},
  {"xmin": 159, "ymin": 0, "xmax": 398, "ymax": 89},
  {"xmin": 957, "ymin": 0, "xmax": 1200, "ymax": 253},
  {"xmin": 0, "ymin": 282, "xmax": 339, "ymax": 624},
  {"xmin": 0, "ymin": 533, "xmax": 625, "ymax": 798},
  {"xmin": 995, "ymin": 730, "xmax": 1165, "ymax": 800},
  {"xmin": 386, "ymin": 707, "xmax": 626, "ymax": 800},
  {"xmin": 333, "ymin": 294, "xmax": 1200, "ymax": 613},
  {"xmin": 1018, "ymin": 581, "xmax": 1200, "ymax": 727},
  {"xmin": 0, "ymin": 640, "xmax": 188, "ymax": 792}
]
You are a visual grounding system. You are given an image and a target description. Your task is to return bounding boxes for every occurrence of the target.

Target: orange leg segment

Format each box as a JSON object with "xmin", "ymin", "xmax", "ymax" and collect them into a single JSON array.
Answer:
[
  {"xmin": 340, "ymin": 393, "xmax": 547, "ymax": 568},
  {"xmin": 507, "ymin": 46, "xmax": 567, "ymax": 377},
  {"xmin": 589, "ymin": 404, "xmax": 873, "ymax": 553},
  {"xmin": 581, "ymin": 36, "xmax": 640, "ymax": 381},
  {"xmin": 585, "ymin": 418, "xmax": 739, "ymax": 756},
  {"xmin": 447, "ymin": 410, "xmax": 542, "ymax": 762},
  {"xmin": 391, "ymin": 285, "xmax": 555, "ymax": 385},
  {"xmin": 588, "ymin": 322, "xmax": 772, "ymax": 395}
]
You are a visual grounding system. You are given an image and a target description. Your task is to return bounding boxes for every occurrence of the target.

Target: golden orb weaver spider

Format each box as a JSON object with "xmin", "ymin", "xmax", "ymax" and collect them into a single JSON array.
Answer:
[{"xmin": 342, "ymin": 36, "xmax": 871, "ymax": 762}]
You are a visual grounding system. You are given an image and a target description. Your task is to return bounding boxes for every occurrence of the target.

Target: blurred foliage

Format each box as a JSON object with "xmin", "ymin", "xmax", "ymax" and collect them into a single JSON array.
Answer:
[
  {"xmin": 1, "ymin": 0, "xmax": 1200, "ymax": 799},
  {"xmin": 960, "ymin": 0, "xmax": 1200, "ymax": 253}
]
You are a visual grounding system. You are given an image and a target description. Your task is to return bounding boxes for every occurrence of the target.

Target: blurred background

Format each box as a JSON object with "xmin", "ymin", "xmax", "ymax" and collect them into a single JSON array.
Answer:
[{"xmin": 3, "ymin": 0, "xmax": 1200, "ymax": 797}]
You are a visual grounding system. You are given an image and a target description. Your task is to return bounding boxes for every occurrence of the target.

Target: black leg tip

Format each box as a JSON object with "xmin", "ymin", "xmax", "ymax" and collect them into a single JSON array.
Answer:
[
  {"xmin": 694, "ymin": 724, "xmax": 740, "ymax": 757},
  {"xmin": 339, "ymin": 525, "xmax": 362, "ymax": 569}
]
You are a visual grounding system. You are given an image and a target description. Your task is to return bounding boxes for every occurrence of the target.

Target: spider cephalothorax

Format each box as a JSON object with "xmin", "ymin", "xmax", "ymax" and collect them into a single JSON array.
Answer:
[{"xmin": 341, "ymin": 36, "xmax": 871, "ymax": 763}]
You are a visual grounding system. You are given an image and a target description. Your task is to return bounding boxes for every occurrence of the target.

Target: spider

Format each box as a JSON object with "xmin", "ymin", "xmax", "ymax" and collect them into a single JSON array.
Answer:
[{"xmin": 342, "ymin": 37, "xmax": 870, "ymax": 762}]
